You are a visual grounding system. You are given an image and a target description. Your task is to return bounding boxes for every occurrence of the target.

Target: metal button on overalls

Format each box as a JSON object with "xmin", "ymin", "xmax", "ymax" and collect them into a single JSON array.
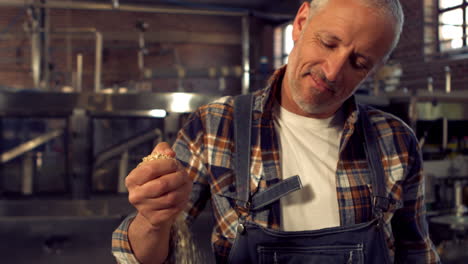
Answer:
[{"xmin": 237, "ymin": 223, "xmax": 245, "ymax": 234}]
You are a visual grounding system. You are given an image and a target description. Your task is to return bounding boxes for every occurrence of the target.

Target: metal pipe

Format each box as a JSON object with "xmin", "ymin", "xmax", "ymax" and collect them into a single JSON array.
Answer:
[
  {"xmin": 0, "ymin": 0, "xmax": 247, "ymax": 17},
  {"xmin": 93, "ymin": 128, "xmax": 162, "ymax": 169},
  {"xmin": 445, "ymin": 66, "xmax": 451, "ymax": 93},
  {"xmin": 22, "ymin": 153, "xmax": 34, "ymax": 195},
  {"xmin": 112, "ymin": 0, "xmax": 119, "ymax": 9},
  {"xmin": 31, "ymin": 29, "xmax": 41, "ymax": 88},
  {"xmin": 29, "ymin": 7, "xmax": 41, "ymax": 88},
  {"xmin": 427, "ymin": 77, "xmax": 433, "ymax": 93},
  {"xmin": 144, "ymin": 66, "xmax": 242, "ymax": 79},
  {"xmin": 454, "ymin": 181, "xmax": 468, "ymax": 217},
  {"xmin": 118, "ymin": 151, "xmax": 129, "ymax": 193},
  {"xmin": 95, "ymin": 31, "xmax": 103, "ymax": 92},
  {"xmin": 53, "ymin": 27, "xmax": 98, "ymax": 34},
  {"xmin": 138, "ymin": 32, "xmax": 145, "ymax": 75},
  {"xmin": 53, "ymin": 28, "xmax": 102, "ymax": 92},
  {"xmin": 43, "ymin": 6, "xmax": 51, "ymax": 90},
  {"xmin": 27, "ymin": 5, "xmax": 49, "ymax": 89},
  {"xmin": 219, "ymin": 77, "xmax": 226, "ymax": 92},
  {"xmin": 76, "ymin": 53, "xmax": 83, "ymax": 92},
  {"xmin": 242, "ymin": 15, "xmax": 250, "ymax": 95},
  {"xmin": 137, "ymin": 20, "xmax": 149, "ymax": 77},
  {"xmin": 1, "ymin": 129, "xmax": 64, "ymax": 164}
]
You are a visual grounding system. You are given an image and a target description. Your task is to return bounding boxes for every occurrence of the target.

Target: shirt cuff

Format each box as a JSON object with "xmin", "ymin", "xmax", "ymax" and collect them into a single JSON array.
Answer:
[{"xmin": 111, "ymin": 212, "xmax": 141, "ymax": 264}]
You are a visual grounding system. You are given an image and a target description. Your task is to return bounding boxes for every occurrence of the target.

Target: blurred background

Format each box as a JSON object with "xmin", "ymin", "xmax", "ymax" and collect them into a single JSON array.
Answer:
[{"xmin": 0, "ymin": 0, "xmax": 467, "ymax": 263}]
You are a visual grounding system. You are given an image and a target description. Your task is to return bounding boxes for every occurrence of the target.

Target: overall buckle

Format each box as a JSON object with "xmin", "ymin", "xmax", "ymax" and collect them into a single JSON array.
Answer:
[{"xmin": 373, "ymin": 196, "xmax": 390, "ymax": 212}]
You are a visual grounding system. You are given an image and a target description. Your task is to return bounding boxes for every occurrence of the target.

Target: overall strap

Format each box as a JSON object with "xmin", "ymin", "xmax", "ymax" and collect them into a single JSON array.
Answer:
[
  {"xmin": 233, "ymin": 94, "xmax": 254, "ymax": 209},
  {"xmin": 358, "ymin": 104, "xmax": 390, "ymax": 215},
  {"xmin": 233, "ymin": 94, "xmax": 302, "ymax": 212}
]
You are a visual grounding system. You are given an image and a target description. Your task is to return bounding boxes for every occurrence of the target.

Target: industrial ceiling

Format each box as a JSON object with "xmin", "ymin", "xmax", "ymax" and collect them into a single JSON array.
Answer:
[
  {"xmin": 0, "ymin": 0, "xmax": 303, "ymax": 21},
  {"xmin": 96, "ymin": 0, "xmax": 304, "ymax": 13}
]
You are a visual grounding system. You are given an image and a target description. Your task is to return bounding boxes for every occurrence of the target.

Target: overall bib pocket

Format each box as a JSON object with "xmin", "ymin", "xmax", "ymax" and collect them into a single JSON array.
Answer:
[{"xmin": 257, "ymin": 244, "xmax": 364, "ymax": 264}]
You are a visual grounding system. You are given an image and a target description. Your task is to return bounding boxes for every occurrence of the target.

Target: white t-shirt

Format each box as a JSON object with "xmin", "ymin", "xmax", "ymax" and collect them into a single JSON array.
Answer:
[{"xmin": 273, "ymin": 102, "xmax": 345, "ymax": 231}]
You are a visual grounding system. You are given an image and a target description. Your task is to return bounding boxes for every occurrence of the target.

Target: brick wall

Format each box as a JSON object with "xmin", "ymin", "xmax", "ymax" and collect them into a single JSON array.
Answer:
[
  {"xmin": 393, "ymin": 0, "xmax": 468, "ymax": 92},
  {"xmin": 0, "ymin": 6, "xmax": 245, "ymax": 94},
  {"xmin": 2, "ymin": 1, "xmax": 463, "ymax": 95},
  {"xmin": 0, "ymin": 7, "xmax": 33, "ymax": 90}
]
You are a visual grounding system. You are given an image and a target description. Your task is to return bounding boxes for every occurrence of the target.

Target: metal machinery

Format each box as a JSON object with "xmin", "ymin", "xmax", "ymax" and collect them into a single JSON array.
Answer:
[
  {"xmin": 1, "ymin": 1, "xmax": 467, "ymax": 264},
  {"xmin": 413, "ymin": 91, "xmax": 468, "ymax": 264},
  {"xmin": 0, "ymin": 91, "xmax": 217, "ymax": 264},
  {"xmin": 0, "ymin": 1, "xmax": 268, "ymax": 262},
  {"xmin": 4, "ymin": 91, "xmax": 468, "ymax": 263},
  {"xmin": 357, "ymin": 84, "xmax": 468, "ymax": 263}
]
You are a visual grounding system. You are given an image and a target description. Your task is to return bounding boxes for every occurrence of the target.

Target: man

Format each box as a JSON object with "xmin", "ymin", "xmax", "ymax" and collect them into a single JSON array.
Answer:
[{"xmin": 112, "ymin": 0, "xmax": 441, "ymax": 263}]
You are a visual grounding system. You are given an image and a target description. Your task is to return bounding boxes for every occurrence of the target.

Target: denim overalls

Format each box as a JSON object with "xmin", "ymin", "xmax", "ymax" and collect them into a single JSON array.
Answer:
[{"xmin": 227, "ymin": 94, "xmax": 392, "ymax": 263}]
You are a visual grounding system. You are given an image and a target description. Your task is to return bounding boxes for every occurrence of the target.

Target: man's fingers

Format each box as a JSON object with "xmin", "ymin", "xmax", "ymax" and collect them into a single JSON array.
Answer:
[
  {"xmin": 126, "ymin": 158, "xmax": 179, "ymax": 187},
  {"xmin": 137, "ymin": 170, "xmax": 189, "ymax": 198},
  {"xmin": 152, "ymin": 142, "xmax": 175, "ymax": 157},
  {"xmin": 131, "ymin": 181, "xmax": 192, "ymax": 212},
  {"xmin": 125, "ymin": 141, "xmax": 191, "ymax": 230},
  {"xmin": 139, "ymin": 207, "xmax": 183, "ymax": 228}
]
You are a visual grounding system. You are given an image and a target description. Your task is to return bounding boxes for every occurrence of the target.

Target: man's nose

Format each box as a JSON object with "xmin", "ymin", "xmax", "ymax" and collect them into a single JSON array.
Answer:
[{"xmin": 323, "ymin": 53, "xmax": 347, "ymax": 82}]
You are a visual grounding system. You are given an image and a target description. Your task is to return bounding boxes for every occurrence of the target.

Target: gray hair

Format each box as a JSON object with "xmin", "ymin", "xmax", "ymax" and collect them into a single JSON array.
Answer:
[{"xmin": 308, "ymin": 0, "xmax": 404, "ymax": 64}]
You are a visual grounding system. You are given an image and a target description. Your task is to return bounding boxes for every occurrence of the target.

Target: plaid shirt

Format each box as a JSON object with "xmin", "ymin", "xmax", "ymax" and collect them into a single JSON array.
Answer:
[{"xmin": 112, "ymin": 67, "xmax": 440, "ymax": 263}]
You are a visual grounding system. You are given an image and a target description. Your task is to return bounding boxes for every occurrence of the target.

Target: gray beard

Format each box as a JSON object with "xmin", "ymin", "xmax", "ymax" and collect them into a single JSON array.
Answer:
[{"xmin": 289, "ymin": 78, "xmax": 321, "ymax": 114}]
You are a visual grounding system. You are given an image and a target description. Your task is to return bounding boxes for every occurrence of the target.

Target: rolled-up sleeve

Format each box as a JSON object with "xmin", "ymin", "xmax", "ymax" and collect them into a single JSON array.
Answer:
[{"xmin": 111, "ymin": 213, "xmax": 141, "ymax": 264}]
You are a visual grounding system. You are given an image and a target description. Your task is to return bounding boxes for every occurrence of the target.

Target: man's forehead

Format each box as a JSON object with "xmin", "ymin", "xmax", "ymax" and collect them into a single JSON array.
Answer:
[
  {"xmin": 310, "ymin": 0, "xmax": 393, "ymax": 18},
  {"xmin": 305, "ymin": 0, "xmax": 397, "ymax": 64}
]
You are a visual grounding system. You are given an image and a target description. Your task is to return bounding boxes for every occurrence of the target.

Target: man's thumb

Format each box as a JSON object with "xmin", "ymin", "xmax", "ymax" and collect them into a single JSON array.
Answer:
[{"xmin": 152, "ymin": 142, "xmax": 176, "ymax": 157}]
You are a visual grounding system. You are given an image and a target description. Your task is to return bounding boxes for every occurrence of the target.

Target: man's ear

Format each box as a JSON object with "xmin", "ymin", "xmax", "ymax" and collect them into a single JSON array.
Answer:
[{"xmin": 293, "ymin": 2, "xmax": 311, "ymax": 42}]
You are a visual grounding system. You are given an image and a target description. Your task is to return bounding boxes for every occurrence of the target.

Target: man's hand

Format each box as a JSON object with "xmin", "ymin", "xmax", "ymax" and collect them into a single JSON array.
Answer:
[{"xmin": 126, "ymin": 142, "xmax": 193, "ymax": 231}]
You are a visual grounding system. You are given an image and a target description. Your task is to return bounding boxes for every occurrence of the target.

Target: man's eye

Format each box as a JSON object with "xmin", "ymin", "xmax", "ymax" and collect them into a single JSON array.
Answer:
[
  {"xmin": 354, "ymin": 62, "xmax": 368, "ymax": 70},
  {"xmin": 321, "ymin": 40, "xmax": 335, "ymax": 49},
  {"xmin": 350, "ymin": 55, "xmax": 369, "ymax": 70}
]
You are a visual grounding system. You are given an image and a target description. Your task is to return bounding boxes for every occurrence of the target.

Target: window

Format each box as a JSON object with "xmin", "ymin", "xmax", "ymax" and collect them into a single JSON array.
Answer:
[
  {"xmin": 437, "ymin": 0, "xmax": 467, "ymax": 52},
  {"xmin": 274, "ymin": 22, "xmax": 294, "ymax": 69}
]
